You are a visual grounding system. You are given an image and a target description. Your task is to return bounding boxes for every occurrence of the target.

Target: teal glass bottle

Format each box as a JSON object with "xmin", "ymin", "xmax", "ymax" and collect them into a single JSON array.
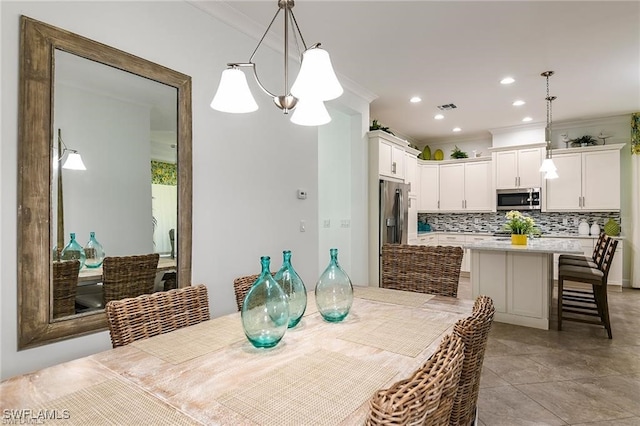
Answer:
[
  {"xmin": 241, "ymin": 256, "xmax": 289, "ymax": 348},
  {"xmin": 61, "ymin": 232, "xmax": 86, "ymax": 269},
  {"xmin": 315, "ymin": 248, "xmax": 353, "ymax": 322},
  {"xmin": 274, "ymin": 250, "xmax": 307, "ymax": 328},
  {"xmin": 84, "ymin": 231, "xmax": 106, "ymax": 268}
]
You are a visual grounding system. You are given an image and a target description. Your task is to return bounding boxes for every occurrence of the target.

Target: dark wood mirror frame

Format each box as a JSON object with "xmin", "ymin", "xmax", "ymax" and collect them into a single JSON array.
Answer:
[{"xmin": 18, "ymin": 16, "xmax": 193, "ymax": 349}]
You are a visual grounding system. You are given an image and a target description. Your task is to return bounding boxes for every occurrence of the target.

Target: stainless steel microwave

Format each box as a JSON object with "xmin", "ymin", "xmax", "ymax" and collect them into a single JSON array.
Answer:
[{"xmin": 496, "ymin": 188, "xmax": 541, "ymax": 210}]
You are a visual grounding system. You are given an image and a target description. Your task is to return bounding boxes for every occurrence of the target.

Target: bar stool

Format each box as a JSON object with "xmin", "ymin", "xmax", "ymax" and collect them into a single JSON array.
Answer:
[{"xmin": 557, "ymin": 236, "xmax": 618, "ymax": 339}]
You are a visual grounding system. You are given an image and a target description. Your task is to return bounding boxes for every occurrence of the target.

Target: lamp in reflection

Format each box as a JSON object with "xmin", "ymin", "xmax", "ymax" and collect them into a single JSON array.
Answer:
[{"xmin": 54, "ymin": 129, "xmax": 86, "ymax": 261}]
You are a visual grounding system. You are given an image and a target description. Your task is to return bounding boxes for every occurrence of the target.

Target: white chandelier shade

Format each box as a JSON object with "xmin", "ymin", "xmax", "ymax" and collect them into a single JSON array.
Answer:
[
  {"xmin": 62, "ymin": 151, "xmax": 86, "ymax": 170},
  {"xmin": 291, "ymin": 47, "xmax": 343, "ymax": 101},
  {"xmin": 210, "ymin": 68, "xmax": 259, "ymax": 113},
  {"xmin": 539, "ymin": 158, "xmax": 557, "ymax": 173},
  {"xmin": 544, "ymin": 169, "xmax": 559, "ymax": 180},
  {"xmin": 290, "ymin": 97, "xmax": 331, "ymax": 126}
]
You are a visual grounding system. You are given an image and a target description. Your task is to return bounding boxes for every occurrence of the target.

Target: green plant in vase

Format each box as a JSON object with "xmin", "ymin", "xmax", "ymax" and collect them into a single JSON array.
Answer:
[
  {"xmin": 450, "ymin": 146, "xmax": 468, "ymax": 159},
  {"xmin": 571, "ymin": 135, "xmax": 597, "ymax": 147}
]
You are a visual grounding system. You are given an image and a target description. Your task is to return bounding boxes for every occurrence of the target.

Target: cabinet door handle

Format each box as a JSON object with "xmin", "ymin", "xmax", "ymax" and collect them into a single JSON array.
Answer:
[
  {"xmin": 578, "ymin": 196, "xmax": 582, "ymax": 207},
  {"xmin": 515, "ymin": 177, "xmax": 518, "ymax": 187},
  {"xmin": 392, "ymin": 162, "xmax": 396, "ymax": 174},
  {"xmin": 437, "ymin": 200, "xmax": 440, "ymax": 209},
  {"xmin": 462, "ymin": 200, "xmax": 465, "ymax": 209}
]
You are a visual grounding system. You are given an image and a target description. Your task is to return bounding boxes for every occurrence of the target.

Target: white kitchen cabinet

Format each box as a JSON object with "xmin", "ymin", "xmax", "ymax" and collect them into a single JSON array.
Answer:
[
  {"xmin": 438, "ymin": 160, "xmax": 492, "ymax": 212},
  {"xmin": 546, "ymin": 145, "xmax": 622, "ymax": 211},
  {"xmin": 378, "ymin": 138, "xmax": 406, "ymax": 180},
  {"xmin": 494, "ymin": 146, "xmax": 543, "ymax": 189},
  {"xmin": 405, "ymin": 152, "xmax": 419, "ymax": 197},
  {"xmin": 416, "ymin": 233, "xmax": 438, "ymax": 246},
  {"xmin": 418, "ymin": 163, "xmax": 439, "ymax": 211},
  {"xmin": 463, "ymin": 234, "xmax": 492, "ymax": 273}
]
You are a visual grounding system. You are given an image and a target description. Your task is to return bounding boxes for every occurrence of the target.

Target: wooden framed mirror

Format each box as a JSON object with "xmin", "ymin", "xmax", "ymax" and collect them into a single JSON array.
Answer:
[{"xmin": 18, "ymin": 16, "xmax": 192, "ymax": 349}]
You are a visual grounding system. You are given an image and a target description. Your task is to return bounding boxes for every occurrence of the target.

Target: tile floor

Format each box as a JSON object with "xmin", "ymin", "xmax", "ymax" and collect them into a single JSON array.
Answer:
[{"xmin": 457, "ymin": 276, "xmax": 640, "ymax": 426}]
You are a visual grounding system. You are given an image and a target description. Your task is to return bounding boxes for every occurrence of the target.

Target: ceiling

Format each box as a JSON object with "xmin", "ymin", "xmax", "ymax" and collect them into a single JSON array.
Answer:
[{"xmin": 194, "ymin": 0, "xmax": 639, "ymax": 144}]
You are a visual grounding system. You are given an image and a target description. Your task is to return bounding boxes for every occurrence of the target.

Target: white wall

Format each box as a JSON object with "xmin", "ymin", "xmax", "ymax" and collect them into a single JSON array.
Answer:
[{"xmin": 1, "ymin": 1, "xmax": 370, "ymax": 379}]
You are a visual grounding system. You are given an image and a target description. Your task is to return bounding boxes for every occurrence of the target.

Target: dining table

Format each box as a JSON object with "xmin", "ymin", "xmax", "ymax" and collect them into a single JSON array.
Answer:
[
  {"xmin": 77, "ymin": 256, "xmax": 177, "ymax": 286},
  {"xmin": 1, "ymin": 286, "xmax": 474, "ymax": 425}
]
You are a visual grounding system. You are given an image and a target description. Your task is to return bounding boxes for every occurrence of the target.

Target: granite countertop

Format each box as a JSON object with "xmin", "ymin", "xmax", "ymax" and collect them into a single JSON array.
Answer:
[{"xmin": 465, "ymin": 237, "xmax": 583, "ymax": 254}]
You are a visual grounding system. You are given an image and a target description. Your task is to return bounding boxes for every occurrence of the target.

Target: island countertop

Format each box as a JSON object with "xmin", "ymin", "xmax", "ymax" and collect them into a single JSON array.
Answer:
[{"xmin": 465, "ymin": 237, "xmax": 583, "ymax": 254}]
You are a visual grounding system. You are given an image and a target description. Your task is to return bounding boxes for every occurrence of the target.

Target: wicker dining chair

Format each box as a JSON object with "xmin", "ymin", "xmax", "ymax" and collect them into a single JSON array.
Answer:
[
  {"xmin": 367, "ymin": 333, "xmax": 465, "ymax": 425},
  {"xmin": 52, "ymin": 260, "xmax": 80, "ymax": 318},
  {"xmin": 558, "ymin": 236, "xmax": 618, "ymax": 339},
  {"xmin": 103, "ymin": 253, "xmax": 160, "ymax": 305},
  {"xmin": 233, "ymin": 272, "xmax": 276, "ymax": 311},
  {"xmin": 105, "ymin": 284, "xmax": 210, "ymax": 348},
  {"xmin": 449, "ymin": 295, "xmax": 495, "ymax": 426},
  {"xmin": 381, "ymin": 244, "xmax": 464, "ymax": 297}
]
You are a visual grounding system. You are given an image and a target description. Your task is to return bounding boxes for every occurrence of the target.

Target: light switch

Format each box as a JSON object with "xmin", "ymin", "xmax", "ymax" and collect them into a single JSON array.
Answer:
[
  {"xmin": 299, "ymin": 220, "xmax": 306, "ymax": 232},
  {"xmin": 323, "ymin": 220, "xmax": 331, "ymax": 228}
]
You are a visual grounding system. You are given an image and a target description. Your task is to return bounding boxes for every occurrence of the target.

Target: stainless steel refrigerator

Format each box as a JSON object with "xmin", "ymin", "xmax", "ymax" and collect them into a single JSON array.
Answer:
[{"xmin": 379, "ymin": 179, "xmax": 409, "ymax": 252}]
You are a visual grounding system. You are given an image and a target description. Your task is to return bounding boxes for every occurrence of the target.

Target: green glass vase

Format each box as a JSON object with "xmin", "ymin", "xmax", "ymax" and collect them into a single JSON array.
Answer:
[
  {"xmin": 315, "ymin": 248, "xmax": 353, "ymax": 323},
  {"xmin": 61, "ymin": 232, "xmax": 86, "ymax": 269},
  {"xmin": 241, "ymin": 256, "xmax": 289, "ymax": 348},
  {"xmin": 84, "ymin": 231, "xmax": 105, "ymax": 268},
  {"xmin": 274, "ymin": 250, "xmax": 307, "ymax": 328}
]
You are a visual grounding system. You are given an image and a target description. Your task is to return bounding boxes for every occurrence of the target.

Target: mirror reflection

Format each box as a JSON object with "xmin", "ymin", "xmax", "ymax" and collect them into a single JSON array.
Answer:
[{"xmin": 51, "ymin": 50, "xmax": 178, "ymax": 318}]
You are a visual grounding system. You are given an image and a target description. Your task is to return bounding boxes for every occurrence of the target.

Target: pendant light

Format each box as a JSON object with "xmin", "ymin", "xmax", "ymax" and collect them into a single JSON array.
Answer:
[
  {"xmin": 539, "ymin": 71, "xmax": 558, "ymax": 179},
  {"xmin": 210, "ymin": 0, "xmax": 342, "ymax": 126}
]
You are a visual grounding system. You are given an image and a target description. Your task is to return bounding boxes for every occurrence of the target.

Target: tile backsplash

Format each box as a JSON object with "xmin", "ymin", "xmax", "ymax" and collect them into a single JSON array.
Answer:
[{"xmin": 417, "ymin": 211, "xmax": 621, "ymax": 235}]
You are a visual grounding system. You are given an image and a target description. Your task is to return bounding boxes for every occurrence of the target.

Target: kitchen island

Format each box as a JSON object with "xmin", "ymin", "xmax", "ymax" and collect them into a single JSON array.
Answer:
[{"xmin": 466, "ymin": 238, "xmax": 582, "ymax": 330}]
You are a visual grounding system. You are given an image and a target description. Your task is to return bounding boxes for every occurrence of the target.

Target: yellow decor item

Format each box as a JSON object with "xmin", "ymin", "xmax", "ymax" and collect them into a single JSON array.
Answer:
[
  {"xmin": 604, "ymin": 218, "xmax": 620, "ymax": 236},
  {"xmin": 511, "ymin": 234, "xmax": 528, "ymax": 245},
  {"xmin": 434, "ymin": 149, "xmax": 444, "ymax": 161}
]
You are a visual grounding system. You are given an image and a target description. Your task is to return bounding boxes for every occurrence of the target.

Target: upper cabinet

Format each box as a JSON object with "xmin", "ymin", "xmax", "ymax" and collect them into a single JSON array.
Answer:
[
  {"xmin": 437, "ymin": 160, "xmax": 493, "ymax": 212},
  {"xmin": 405, "ymin": 149, "xmax": 420, "ymax": 197},
  {"xmin": 418, "ymin": 163, "xmax": 439, "ymax": 211},
  {"xmin": 369, "ymin": 131, "xmax": 408, "ymax": 181},
  {"xmin": 493, "ymin": 145, "xmax": 544, "ymax": 189},
  {"xmin": 546, "ymin": 144, "xmax": 623, "ymax": 211}
]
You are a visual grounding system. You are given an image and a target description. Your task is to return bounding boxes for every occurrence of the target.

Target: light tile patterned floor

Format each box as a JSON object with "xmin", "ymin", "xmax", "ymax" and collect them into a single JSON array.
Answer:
[{"xmin": 457, "ymin": 276, "xmax": 640, "ymax": 425}]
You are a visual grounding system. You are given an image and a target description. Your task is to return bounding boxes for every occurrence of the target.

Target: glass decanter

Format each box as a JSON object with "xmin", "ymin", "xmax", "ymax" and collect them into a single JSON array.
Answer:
[
  {"xmin": 61, "ymin": 232, "xmax": 86, "ymax": 269},
  {"xmin": 274, "ymin": 250, "xmax": 307, "ymax": 328},
  {"xmin": 315, "ymin": 248, "xmax": 353, "ymax": 323},
  {"xmin": 84, "ymin": 231, "xmax": 106, "ymax": 268},
  {"xmin": 241, "ymin": 256, "xmax": 289, "ymax": 348}
]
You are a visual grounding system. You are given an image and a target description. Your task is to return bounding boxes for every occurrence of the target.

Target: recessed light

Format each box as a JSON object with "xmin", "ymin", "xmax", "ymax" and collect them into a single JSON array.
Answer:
[
  {"xmin": 512, "ymin": 100, "xmax": 525, "ymax": 106},
  {"xmin": 452, "ymin": 127, "xmax": 462, "ymax": 132},
  {"xmin": 522, "ymin": 117, "xmax": 533, "ymax": 122},
  {"xmin": 410, "ymin": 96, "xmax": 422, "ymax": 103},
  {"xmin": 501, "ymin": 77, "xmax": 515, "ymax": 85},
  {"xmin": 434, "ymin": 114, "xmax": 444, "ymax": 120}
]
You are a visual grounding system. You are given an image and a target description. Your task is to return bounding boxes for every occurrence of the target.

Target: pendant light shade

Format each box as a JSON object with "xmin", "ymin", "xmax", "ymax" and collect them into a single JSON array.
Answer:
[
  {"xmin": 62, "ymin": 151, "xmax": 86, "ymax": 170},
  {"xmin": 210, "ymin": 68, "xmax": 258, "ymax": 113},
  {"xmin": 291, "ymin": 46, "xmax": 343, "ymax": 101},
  {"xmin": 544, "ymin": 169, "xmax": 559, "ymax": 180},
  {"xmin": 290, "ymin": 98, "xmax": 331, "ymax": 126},
  {"xmin": 539, "ymin": 158, "xmax": 557, "ymax": 173}
]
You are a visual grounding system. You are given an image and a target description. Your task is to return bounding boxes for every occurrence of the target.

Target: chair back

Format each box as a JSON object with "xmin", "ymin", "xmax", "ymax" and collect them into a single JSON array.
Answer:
[
  {"xmin": 233, "ymin": 273, "xmax": 278, "ymax": 311},
  {"xmin": 381, "ymin": 244, "xmax": 464, "ymax": 297},
  {"xmin": 599, "ymin": 236, "xmax": 618, "ymax": 280},
  {"xmin": 367, "ymin": 333, "xmax": 465, "ymax": 425},
  {"xmin": 591, "ymin": 233, "xmax": 610, "ymax": 269},
  {"xmin": 103, "ymin": 253, "xmax": 159, "ymax": 305},
  {"xmin": 449, "ymin": 295, "xmax": 495, "ymax": 426},
  {"xmin": 52, "ymin": 260, "xmax": 80, "ymax": 318},
  {"xmin": 105, "ymin": 284, "xmax": 210, "ymax": 348}
]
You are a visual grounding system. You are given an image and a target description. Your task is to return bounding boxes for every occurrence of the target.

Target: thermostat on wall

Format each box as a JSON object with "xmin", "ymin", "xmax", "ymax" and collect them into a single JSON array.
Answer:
[{"xmin": 297, "ymin": 189, "xmax": 307, "ymax": 200}]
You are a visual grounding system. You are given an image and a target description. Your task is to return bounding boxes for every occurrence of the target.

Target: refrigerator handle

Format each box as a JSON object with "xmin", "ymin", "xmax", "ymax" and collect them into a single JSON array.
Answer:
[{"xmin": 397, "ymin": 189, "xmax": 404, "ymax": 244}]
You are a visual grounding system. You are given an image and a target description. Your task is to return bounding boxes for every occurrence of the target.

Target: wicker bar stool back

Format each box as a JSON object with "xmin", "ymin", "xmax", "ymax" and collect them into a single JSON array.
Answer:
[
  {"xmin": 52, "ymin": 260, "xmax": 80, "ymax": 318},
  {"xmin": 381, "ymin": 244, "xmax": 464, "ymax": 297},
  {"xmin": 103, "ymin": 253, "xmax": 160, "ymax": 305},
  {"xmin": 105, "ymin": 284, "xmax": 210, "ymax": 348},
  {"xmin": 558, "ymin": 236, "xmax": 618, "ymax": 339},
  {"xmin": 366, "ymin": 333, "xmax": 465, "ymax": 425},
  {"xmin": 450, "ymin": 295, "xmax": 495, "ymax": 426}
]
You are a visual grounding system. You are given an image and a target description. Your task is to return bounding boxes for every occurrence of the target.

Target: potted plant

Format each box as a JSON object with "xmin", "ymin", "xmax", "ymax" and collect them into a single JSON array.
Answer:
[
  {"xmin": 369, "ymin": 119, "xmax": 394, "ymax": 135},
  {"xmin": 450, "ymin": 146, "xmax": 468, "ymax": 159},
  {"xmin": 502, "ymin": 210, "xmax": 539, "ymax": 245},
  {"xmin": 571, "ymin": 135, "xmax": 597, "ymax": 147}
]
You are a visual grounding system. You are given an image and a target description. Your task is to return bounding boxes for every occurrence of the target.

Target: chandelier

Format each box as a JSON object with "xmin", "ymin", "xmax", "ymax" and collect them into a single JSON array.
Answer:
[
  {"xmin": 539, "ymin": 71, "xmax": 558, "ymax": 179},
  {"xmin": 210, "ymin": 0, "xmax": 343, "ymax": 126}
]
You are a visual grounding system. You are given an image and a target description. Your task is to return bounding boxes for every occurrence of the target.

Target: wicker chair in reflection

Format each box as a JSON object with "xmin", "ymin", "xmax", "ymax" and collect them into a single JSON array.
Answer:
[
  {"xmin": 233, "ymin": 272, "xmax": 276, "ymax": 312},
  {"xmin": 52, "ymin": 260, "xmax": 80, "ymax": 318},
  {"xmin": 105, "ymin": 284, "xmax": 210, "ymax": 348},
  {"xmin": 381, "ymin": 244, "xmax": 464, "ymax": 297},
  {"xmin": 366, "ymin": 333, "xmax": 465, "ymax": 425}
]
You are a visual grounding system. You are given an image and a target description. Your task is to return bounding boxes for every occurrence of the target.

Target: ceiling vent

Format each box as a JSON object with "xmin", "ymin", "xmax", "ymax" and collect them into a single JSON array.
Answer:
[{"xmin": 437, "ymin": 103, "xmax": 457, "ymax": 111}]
